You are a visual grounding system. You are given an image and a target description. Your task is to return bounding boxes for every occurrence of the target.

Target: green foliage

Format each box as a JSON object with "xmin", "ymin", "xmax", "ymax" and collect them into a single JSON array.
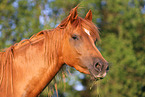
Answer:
[
  {"xmin": 0, "ymin": 0, "xmax": 145, "ymax": 97},
  {"xmin": 0, "ymin": 0, "xmax": 48, "ymax": 49}
]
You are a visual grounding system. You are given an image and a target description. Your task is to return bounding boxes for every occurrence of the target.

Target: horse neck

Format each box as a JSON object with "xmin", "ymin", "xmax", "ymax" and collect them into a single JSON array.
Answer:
[
  {"xmin": 23, "ymin": 56, "xmax": 63, "ymax": 97},
  {"xmin": 12, "ymin": 32, "xmax": 63, "ymax": 96}
]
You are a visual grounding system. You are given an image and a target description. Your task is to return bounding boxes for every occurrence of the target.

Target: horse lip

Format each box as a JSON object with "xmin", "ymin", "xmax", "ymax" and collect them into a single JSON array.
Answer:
[
  {"xmin": 95, "ymin": 72, "xmax": 107, "ymax": 78},
  {"xmin": 89, "ymin": 68, "xmax": 107, "ymax": 81}
]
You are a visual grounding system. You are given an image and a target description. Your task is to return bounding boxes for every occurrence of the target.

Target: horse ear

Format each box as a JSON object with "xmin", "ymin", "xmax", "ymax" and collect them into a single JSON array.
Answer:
[
  {"xmin": 85, "ymin": 10, "xmax": 92, "ymax": 21},
  {"xmin": 58, "ymin": 6, "xmax": 78, "ymax": 28},
  {"xmin": 69, "ymin": 6, "xmax": 78, "ymax": 22}
]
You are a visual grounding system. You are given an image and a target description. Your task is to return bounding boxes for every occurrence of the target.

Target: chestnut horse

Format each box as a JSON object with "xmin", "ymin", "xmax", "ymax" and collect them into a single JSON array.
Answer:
[{"xmin": 0, "ymin": 6, "xmax": 108, "ymax": 97}]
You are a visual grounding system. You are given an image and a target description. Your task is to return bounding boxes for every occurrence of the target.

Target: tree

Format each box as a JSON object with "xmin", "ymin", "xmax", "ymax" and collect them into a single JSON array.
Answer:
[{"xmin": 0, "ymin": 0, "xmax": 49, "ymax": 49}]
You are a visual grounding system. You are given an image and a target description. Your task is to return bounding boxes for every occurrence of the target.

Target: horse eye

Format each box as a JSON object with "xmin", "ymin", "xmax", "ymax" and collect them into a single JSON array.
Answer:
[{"xmin": 72, "ymin": 35, "xmax": 78, "ymax": 40}]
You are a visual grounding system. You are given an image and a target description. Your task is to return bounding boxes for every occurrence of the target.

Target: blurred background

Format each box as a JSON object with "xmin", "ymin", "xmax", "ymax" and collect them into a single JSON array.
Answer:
[{"xmin": 0, "ymin": 0, "xmax": 145, "ymax": 97}]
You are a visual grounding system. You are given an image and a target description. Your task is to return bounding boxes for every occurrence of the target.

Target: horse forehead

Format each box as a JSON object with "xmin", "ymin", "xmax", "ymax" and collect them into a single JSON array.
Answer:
[{"xmin": 83, "ymin": 28, "xmax": 90, "ymax": 36}]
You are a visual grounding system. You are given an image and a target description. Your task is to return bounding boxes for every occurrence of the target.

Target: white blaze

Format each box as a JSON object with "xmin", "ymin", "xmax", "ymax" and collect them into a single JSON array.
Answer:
[{"xmin": 83, "ymin": 28, "xmax": 90, "ymax": 36}]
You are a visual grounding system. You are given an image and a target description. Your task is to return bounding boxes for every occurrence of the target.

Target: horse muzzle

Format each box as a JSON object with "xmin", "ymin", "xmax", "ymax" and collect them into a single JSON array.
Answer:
[{"xmin": 87, "ymin": 58, "xmax": 109, "ymax": 80}]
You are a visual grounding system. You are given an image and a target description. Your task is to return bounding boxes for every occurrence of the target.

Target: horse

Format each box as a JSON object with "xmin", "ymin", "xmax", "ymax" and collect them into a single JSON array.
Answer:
[{"xmin": 0, "ymin": 6, "xmax": 109, "ymax": 97}]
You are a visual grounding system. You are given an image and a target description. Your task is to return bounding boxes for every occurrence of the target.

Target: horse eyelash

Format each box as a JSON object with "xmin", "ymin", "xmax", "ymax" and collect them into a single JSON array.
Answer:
[{"xmin": 72, "ymin": 34, "xmax": 78, "ymax": 40}]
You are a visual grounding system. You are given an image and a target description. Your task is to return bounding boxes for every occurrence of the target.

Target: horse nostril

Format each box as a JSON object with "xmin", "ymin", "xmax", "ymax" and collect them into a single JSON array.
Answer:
[
  {"xmin": 95, "ymin": 62, "xmax": 100, "ymax": 68},
  {"xmin": 94, "ymin": 62, "xmax": 101, "ymax": 72},
  {"xmin": 106, "ymin": 66, "xmax": 109, "ymax": 71}
]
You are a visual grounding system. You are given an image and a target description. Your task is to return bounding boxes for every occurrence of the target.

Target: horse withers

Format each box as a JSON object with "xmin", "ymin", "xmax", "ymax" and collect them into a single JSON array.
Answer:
[{"xmin": 0, "ymin": 6, "xmax": 109, "ymax": 97}]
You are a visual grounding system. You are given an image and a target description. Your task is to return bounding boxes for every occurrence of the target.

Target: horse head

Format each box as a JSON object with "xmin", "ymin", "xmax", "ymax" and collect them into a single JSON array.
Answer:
[{"xmin": 60, "ymin": 7, "xmax": 109, "ymax": 80}]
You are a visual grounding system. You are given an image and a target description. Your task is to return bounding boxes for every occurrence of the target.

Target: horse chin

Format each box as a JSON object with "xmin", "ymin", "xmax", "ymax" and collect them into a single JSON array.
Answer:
[{"xmin": 90, "ymin": 76, "xmax": 103, "ymax": 81}]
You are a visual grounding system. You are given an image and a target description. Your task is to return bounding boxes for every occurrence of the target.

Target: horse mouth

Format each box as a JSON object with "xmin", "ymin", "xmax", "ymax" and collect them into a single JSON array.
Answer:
[{"xmin": 88, "ymin": 69, "xmax": 107, "ymax": 81}]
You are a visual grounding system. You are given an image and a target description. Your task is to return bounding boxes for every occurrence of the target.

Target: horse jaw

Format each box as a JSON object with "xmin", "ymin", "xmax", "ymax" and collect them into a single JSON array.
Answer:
[{"xmin": 73, "ymin": 65, "xmax": 90, "ymax": 74}]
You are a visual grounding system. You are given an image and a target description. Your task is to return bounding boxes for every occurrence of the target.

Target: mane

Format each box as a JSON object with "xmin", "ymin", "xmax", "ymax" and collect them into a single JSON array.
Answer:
[
  {"xmin": 0, "ymin": 28, "xmax": 64, "ymax": 87},
  {"xmin": 0, "ymin": 46, "xmax": 14, "ymax": 86}
]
